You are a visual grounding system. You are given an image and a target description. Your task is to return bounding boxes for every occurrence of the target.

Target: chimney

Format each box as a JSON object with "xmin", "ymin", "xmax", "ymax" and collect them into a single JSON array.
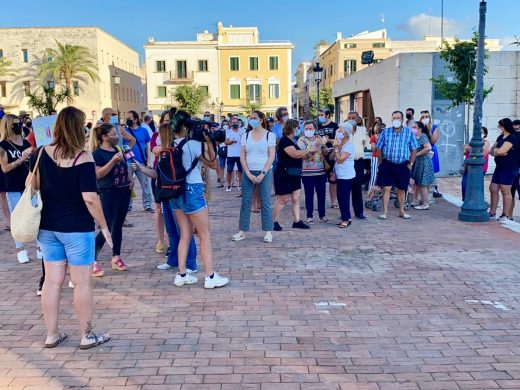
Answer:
[
  {"xmin": 147, "ymin": 37, "xmax": 155, "ymax": 44},
  {"xmin": 336, "ymin": 32, "xmax": 342, "ymax": 40}
]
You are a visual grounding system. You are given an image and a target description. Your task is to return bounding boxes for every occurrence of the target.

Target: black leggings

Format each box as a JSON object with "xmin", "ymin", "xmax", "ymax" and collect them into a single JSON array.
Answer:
[{"xmin": 95, "ymin": 186, "xmax": 131, "ymax": 259}]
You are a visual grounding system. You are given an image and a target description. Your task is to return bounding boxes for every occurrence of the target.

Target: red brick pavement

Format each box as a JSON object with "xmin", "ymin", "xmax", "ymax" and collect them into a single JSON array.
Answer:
[{"xmin": 0, "ymin": 178, "xmax": 519, "ymax": 389}]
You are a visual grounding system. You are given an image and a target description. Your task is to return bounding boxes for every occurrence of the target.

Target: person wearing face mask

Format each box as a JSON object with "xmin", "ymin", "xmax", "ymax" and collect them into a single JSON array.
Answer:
[
  {"xmin": 376, "ymin": 111, "xmax": 419, "ymax": 220},
  {"xmin": 90, "ymin": 123, "xmax": 134, "ymax": 276},
  {"xmin": 203, "ymin": 111, "xmax": 212, "ymax": 122},
  {"xmin": 232, "ymin": 110, "xmax": 276, "ymax": 242},
  {"xmin": 346, "ymin": 111, "xmax": 369, "ymax": 220},
  {"xmin": 0, "ymin": 114, "xmax": 36, "ymax": 263},
  {"xmin": 317, "ymin": 108, "xmax": 339, "ymax": 209},
  {"xmin": 419, "ymin": 110, "xmax": 442, "ymax": 198},
  {"xmin": 22, "ymin": 115, "xmax": 33, "ymax": 138},
  {"xmin": 224, "ymin": 117, "xmax": 244, "ymax": 192},
  {"xmin": 330, "ymin": 122, "xmax": 356, "ymax": 228},
  {"xmin": 125, "ymin": 110, "xmax": 153, "ymax": 213},
  {"xmin": 272, "ymin": 107, "xmax": 289, "ymax": 141},
  {"xmin": 297, "ymin": 120, "xmax": 328, "ymax": 224},
  {"xmin": 405, "ymin": 108, "xmax": 415, "ymax": 129},
  {"xmin": 216, "ymin": 120, "xmax": 229, "ymax": 188},
  {"xmin": 489, "ymin": 118, "xmax": 519, "ymax": 221},
  {"xmin": 410, "ymin": 121, "xmax": 435, "ymax": 210},
  {"xmin": 100, "ymin": 107, "xmax": 135, "ymax": 149}
]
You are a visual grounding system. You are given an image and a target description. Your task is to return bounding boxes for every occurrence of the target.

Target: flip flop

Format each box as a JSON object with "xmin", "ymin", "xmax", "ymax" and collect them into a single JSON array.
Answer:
[
  {"xmin": 45, "ymin": 332, "xmax": 68, "ymax": 348},
  {"xmin": 79, "ymin": 332, "xmax": 110, "ymax": 350}
]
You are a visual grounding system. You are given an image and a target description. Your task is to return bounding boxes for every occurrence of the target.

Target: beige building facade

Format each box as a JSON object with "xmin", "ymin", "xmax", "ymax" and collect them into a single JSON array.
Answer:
[
  {"xmin": 144, "ymin": 22, "xmax": 293, "ymax": 119},
  {"xmin": 0, "ymin": 27, "xmax": 146, "ymax": 122}
]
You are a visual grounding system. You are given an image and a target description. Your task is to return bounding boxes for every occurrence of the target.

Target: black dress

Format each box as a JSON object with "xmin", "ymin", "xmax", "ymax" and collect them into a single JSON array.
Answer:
[{"xmin": 274, "ymin": 136, "xmax": 302, "ymax": 195}]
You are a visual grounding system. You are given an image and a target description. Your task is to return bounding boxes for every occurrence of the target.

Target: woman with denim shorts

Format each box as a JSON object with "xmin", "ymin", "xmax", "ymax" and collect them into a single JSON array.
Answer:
[
  {"xmin": 169, "ymin": 108, "xmax": 229, "ymax": 289},
  {"xmin": 29, "ymin": 107, "xmax": 112, "ymax": 349}
]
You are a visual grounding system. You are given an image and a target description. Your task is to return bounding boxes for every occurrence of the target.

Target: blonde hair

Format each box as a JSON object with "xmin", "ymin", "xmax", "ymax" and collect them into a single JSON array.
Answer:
[
  {"xmin": 420, "ymin": 110, "xmax": 432, "ymax": 131},
  {"xmin": 159, "ymin": 123, "xmax": 174, "ymax": 148},
  {"xmin": 0, "ymin": 114, "xmax": 21, "ymax": 141}
]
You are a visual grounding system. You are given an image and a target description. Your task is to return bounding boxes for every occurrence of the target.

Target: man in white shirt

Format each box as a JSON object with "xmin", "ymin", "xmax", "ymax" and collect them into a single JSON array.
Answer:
[
  {"xmin": 224, "ymin": 117, "xmax": 245, "ymax": 192},
  {"xmin": 142, "ymin": 115, "xmax": 154, "ymax": 138},
  {"xmin": 347, "ymin": 111, "xmax": 370, "ymax": 219}
]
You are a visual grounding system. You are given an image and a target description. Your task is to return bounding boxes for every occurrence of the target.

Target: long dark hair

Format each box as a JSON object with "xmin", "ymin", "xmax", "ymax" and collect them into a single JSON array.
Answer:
[
  {"xmin": 169, "ymin": 107, "xmax": 191, "ymax": 136},
  {"xmin": 499, "ymin": 118, "xmax": 514, "ymax": 134},
  {"xmin": 415, "ymin": 121, "xmax": 431, "ymax": 141},
  {"xmin": 251, "ymin": 110, "xmax": 268, "ymax": 130}
]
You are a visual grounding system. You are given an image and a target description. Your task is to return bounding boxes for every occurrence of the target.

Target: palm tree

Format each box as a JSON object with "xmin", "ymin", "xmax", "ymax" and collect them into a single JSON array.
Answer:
[
  {"xmin": 38, "ymin": 39, "xmax": 99, "ymax": 103},
  {"xmin": 0, "ymin": 58, "xmax": 17, "ymax": 78}
]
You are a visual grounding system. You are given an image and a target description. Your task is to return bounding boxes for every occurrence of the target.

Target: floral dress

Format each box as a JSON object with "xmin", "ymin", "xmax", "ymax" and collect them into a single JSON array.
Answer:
[{"xmin": 412, "ymin": 133, "xmax": 435, "ymax": 186}]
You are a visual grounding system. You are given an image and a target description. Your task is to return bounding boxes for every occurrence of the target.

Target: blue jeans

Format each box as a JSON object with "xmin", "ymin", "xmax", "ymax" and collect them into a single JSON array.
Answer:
[
  {"xmin": 6, "ymin": 191, "xmax": 24, "ymax": 249},
  {"xmin": 239, "ymin": 170, "xmax": 273, "ymax": 231},
  {"xmin": 162, "ymin": 201, "xmax": 197, "ymax": 270},
  {"xmin": 461, "ymin": 172, "xmax": 468, "ymax": 201},
  {"xmin": 301, "ymin": 174, "xmax": 327, "ymax": 219},
  {"xmin": 337, "ymin": 178, "xmax": 353, "ymax": 222},
  {"xmin": 129, "ymin": 164, "xmax": 152, "ymax": 210}
]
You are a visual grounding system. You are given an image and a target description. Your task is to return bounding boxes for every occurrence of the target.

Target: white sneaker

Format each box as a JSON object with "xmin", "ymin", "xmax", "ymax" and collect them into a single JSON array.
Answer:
[
  {"xmin": 174, "ymin": 273, "xmax": 198, "ymax": 287},
  {"xmin": 186, "ymin": 268, "xmax": 198, "ymax": 274},
  {"xmin": 36, "ymin": 289, "xmax": 42, "ymax": 296},
  {"xmin": 157, "ymin": 263, "xmax": 174, "ymax": 270},
  {"xmin": 306, "ymin": 218, "xmax": 314, "ymax": 225},
  {"xmin": 68, "ymin": 281, "xmax": 74, "ymax": 288},
  {"xmin": 263, "ymin": 232, "xmax": 273, "ymax": 243},
  {"xmin": 17, "ymin": 250, "xmax": 29, "ymax": 264},
  {"xmin": 36, "ymin": 249, "xmax": 43, "ymax": 260},
  {"xmin": 226, "ymin": 187, "xmax": 232, "ymax": 192},
  {"xmin": 204, "ymin": 272, "xmax": 229, "ymax": 289}
]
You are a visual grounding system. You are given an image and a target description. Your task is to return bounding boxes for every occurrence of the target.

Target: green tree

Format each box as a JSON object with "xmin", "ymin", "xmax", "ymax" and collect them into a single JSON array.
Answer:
[
  {"xmin": 170, "ymin": 85, "xmax": 210, "ymax": 115},
  {"xmin": 27, "ymin": 86, "xmax": 71, "ymax": 116},
  {"xmin": 38, "ymin": 39, "xmax": 99, "ymax": 104},
  {"xmin": 240, "ymin": 99, "xmax": 263, "ymax": 113},
  {"xmin": 313, "ymin": 39, "xmax": 330, "ymax": 50},
  {"xmin": 309, "ymin": 86, "xmax": 334, "ymax": 117},
  {"xmin": 431, "ymin": 34, "xmax": 492, "ymax": 108},
  {"xmin": 0, "ymin": 58, "xmax": 16, "ymax": 78}
]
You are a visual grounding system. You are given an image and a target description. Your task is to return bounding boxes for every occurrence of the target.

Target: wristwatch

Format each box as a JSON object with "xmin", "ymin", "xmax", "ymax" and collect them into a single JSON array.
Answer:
[{"xmin": 261, "ymin": 170, "xmax": 266, "ymax": 175}]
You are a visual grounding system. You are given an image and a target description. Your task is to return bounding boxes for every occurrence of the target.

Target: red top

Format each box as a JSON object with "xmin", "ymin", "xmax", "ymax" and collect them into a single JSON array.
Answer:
[
  {"xmin": 25, "ymin": 131, "xmax": 36, "ymax": 148},
  {"xmin": 369, "ymin": 134, "xmax": 378, "ymax": 157},
  {"xmin": 150, "ymin": 132, "xmax": 160, "ymax": 167}
]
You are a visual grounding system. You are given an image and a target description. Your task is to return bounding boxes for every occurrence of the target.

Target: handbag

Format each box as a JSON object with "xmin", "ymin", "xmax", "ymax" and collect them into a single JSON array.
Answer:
[
  {"xmin": 285, "ymin": 167, "xmax": 302, "ymax": 177},
  {"xmin": 217, "ymin": 145, "xmax": 227, "ymax": 158},
  {"xmin": 11, "ymin": 147, "xmax": 44, "ymax": 243}
]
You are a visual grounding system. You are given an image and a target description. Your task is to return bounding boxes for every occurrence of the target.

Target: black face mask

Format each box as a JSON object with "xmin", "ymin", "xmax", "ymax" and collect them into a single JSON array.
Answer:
[
  {"xmin": 406, "ymin": 113, "xmax": 412, "ymax": 120},
  {"xmin": 25, "ymin": 121, "xmax": 32, "ymax": 128},
  {"xmin": 126, "ymin": 119, "xmax": 134, "ymax": 127},
  {"xmin": 232, "ymin": 124, "xmax": 239, "ymax": 129},
  {"xmin": 12, "ymin": 123, "xmax": 23, "ymax": 135}
]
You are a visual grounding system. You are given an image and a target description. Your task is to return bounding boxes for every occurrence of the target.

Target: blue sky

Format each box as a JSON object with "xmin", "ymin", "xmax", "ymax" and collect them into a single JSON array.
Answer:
[{"xmin": 1, "ymin": 0, "xmax": 518, "ymax": 72}]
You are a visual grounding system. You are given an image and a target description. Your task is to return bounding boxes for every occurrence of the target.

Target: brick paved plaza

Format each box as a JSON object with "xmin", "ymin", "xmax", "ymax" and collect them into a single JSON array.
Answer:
[{"xmin": 1, "ymin": 182, "xmax": 519, "ymax": 390}]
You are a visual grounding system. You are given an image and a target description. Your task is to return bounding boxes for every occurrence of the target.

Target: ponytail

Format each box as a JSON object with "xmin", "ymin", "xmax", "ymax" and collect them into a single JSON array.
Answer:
[{"xmin": 90, "ymin": 123, "xmax": 114, "ymax": 151}]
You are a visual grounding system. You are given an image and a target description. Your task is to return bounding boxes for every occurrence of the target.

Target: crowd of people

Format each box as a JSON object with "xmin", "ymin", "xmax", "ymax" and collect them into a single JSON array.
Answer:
[{"xmin": 0, "ymin": 101, "xmax": 518, "ymax": 350}]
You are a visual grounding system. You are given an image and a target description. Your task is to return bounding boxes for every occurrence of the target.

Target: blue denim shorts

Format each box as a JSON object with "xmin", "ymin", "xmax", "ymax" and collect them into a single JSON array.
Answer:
[
  {"xmin": 219, "ymin": 156, "xmax": 226, "ymax": 168},
  {"xmin": 38, "ymin": 230, "xmax": 96, "ymax": 266},
  {"xmin": 170, "ymin": 183, "xmax": 207, "ymax": 215}
]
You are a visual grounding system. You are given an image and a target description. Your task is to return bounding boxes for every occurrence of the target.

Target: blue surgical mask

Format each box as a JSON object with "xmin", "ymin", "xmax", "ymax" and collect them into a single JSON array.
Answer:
[
  {"xmin": 110, "ymin": 116, "xmax": 118, "ymax": 125},
  {"xmin": 336, "ymin": 132, "xmax": 345, "ymax": 140},
  {"xmin": 249, "ymin": 119, "xmax": 260, "ymax": 128},
  {"xmin": 318, "ymin": 116, "xmax": 326, "ymax": 124}
]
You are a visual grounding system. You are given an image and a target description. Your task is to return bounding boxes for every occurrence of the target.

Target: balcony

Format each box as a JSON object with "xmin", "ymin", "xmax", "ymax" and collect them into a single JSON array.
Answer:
[
  {"xmin": 240, "ymin": 97, "xmax": 266, "ymax": 106},
  {"xmin": 163, "ymin": 70, "xmax": 194, "ymax": 85}
]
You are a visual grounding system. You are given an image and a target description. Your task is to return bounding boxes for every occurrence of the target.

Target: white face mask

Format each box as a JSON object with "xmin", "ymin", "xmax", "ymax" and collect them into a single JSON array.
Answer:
[
  {"xmin": 421, "ymin": 118, "xmax": 430, "ymax": 126},
  {"xmin": 223, "ymin": 125, "xmax": 229, "ymax": 130},
  {"xmin": 392, "ymin": 119, "xmax": 402, "ymax": 129},
  {"xmin": 304, "ymin": 130, "xmax": 315, "ymax": 138}
]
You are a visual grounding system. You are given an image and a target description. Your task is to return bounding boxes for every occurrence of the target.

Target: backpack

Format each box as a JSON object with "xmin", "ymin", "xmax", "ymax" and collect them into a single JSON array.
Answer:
[{"xmin": 155, "ymin": 139, "xmax": 198, "ymax": 201}]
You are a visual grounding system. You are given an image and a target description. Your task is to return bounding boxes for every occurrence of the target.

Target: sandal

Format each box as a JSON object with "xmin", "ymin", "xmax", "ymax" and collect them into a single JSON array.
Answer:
[
  {"xmin": 92, "ymin": 262, "xmax": 104, "ymax": 277},
  {"xmin": 79, "ymin": 332, "xmax": 110, "ymax": 350},
  {"xmin": 331, "ymin": 204, "xmax": 339, "ymax": 209},
  {"xmin": 231, "ymin": 232, "xmax": 245, "ymax": 241},
  {"xmin": 45, "ymin": 332, "xmax": 68, "ymax": 348},
  {"xmin": 339, "ymin": 221, "xmax": 352, "ymax": 229},
  {"xmin": 111, "ymin": 258, "xmax": 128, "ymax": 271}
]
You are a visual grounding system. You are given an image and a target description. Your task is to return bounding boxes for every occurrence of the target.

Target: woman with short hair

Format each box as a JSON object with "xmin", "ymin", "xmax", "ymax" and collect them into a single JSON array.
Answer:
[{"xmin": 31, "ymin": 106, "xmax": 111, "ymax": 349}]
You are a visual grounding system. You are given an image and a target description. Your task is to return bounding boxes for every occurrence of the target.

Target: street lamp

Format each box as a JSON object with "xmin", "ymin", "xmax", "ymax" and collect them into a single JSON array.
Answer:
[
  {"xmin": 313, "ymin": 62, "xmax": 323, "ymax": 119},
  {"xmin": 458, "ymin": 0, "xmax": 489, "ymax": 222},
  {"xmin": 113, "ymin": 72, "xmax": 121, "ymax": 118},
  {"xmin": 219, "ymin": 101, "xmax": 224, "ymax": 118}
]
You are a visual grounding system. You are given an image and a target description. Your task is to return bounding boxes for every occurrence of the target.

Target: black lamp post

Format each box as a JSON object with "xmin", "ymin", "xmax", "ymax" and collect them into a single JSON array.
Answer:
[
  {"xmin": 313, "ymin": 62, "xmax": 323, "ymax": 119},
  {"xmin": 458, "ymin": 0, "xmax": 489, "ymax": 222}
]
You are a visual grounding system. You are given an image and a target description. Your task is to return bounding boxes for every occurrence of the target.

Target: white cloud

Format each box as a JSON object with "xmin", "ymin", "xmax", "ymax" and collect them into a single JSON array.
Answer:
[{"xmin": 399, "ymin": 13, "xmax": 462, "ymax": 39}]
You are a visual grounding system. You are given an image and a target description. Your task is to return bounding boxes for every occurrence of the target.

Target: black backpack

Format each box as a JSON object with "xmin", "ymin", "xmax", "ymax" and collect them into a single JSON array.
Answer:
[{"xmin": 155, "ymin": 139, "xmax": 198, "ymax": 201}]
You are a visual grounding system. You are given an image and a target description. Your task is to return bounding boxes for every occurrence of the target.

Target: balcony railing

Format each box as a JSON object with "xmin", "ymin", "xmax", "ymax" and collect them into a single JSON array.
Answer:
[{"xmin": 163, "ymin": 70, "xmax": 194, "ymax": 85}]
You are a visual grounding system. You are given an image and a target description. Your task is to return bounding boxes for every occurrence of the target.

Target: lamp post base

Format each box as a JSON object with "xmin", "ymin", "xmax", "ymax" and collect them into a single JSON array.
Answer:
[
  {"xmin": 458, "ymin": 156, "xmax": 489, "ymax": 223},
  {"xmin": 458, "ymin": 206, "xmax": 489, "ymax": 222}
]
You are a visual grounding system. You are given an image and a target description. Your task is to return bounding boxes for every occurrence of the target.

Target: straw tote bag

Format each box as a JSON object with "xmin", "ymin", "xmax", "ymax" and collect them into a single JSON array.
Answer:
[{"xmin": 11, "ymin": 147, "xmax": 44, "ymax": 243}]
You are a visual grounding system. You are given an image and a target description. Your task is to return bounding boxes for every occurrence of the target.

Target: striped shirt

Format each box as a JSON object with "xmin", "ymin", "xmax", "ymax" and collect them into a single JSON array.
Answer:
[{"xmin": 376, "ymin": 126, "xmax": 419, "ymax": 164}]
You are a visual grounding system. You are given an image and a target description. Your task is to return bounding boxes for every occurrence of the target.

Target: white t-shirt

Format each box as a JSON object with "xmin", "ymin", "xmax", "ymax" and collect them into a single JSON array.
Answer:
[
  {"xmin": 241, "ymin": 130, "xmax": 276, "ymax": 171},
  {"xmin": 173, "ymin": 138, "xmax": 202, "ymax": 184},
  {"xmin": 334, "ymin": 140, "xmax": 356, "ymax": 180},
  {"xmin": 226, "ymin": 128, "xmax": 244, "ymax": 157}
]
